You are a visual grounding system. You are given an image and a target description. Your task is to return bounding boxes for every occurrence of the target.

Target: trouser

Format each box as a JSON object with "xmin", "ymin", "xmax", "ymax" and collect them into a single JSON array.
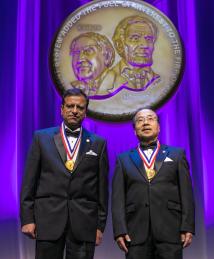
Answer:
[
  {"xmin": 35, "ymin": 223, "xmax": 95, "ymax": 259},
  {"xmin": 126, "ymin": 224, "xmax": 182, "ymax": 259}
]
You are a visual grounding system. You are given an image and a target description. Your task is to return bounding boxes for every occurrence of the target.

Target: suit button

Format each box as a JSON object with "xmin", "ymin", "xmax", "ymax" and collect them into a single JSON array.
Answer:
[{"xmin": 145, "ymin": 203, "xmax": 150, "ymax": 207}]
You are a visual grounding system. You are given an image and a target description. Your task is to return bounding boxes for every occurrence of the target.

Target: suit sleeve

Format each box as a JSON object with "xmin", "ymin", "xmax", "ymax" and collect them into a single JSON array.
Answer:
[
  {"xmin": 20, "ymin": 133, "xmax": 41, "ymax": 226},
  {"xmin": 178, "ymin": 150, "xmax": 195, "ymax": 234},
  {"xmin": 97, "ymin": 140, "xmax": 109, "ymax": 232},
  {"xmin": 112, "ymin": 156, "xmax": 128, "ymax": 239}
]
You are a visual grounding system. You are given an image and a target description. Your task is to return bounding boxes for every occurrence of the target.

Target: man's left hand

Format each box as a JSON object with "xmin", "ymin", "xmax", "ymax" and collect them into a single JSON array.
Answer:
[
  {"xmin": 181, "ymin": 232, "xmax": 193, "ymax": 248},
  {"xmin": 96, "ymin": 229, "xmax": 103, "ymax": 246}
]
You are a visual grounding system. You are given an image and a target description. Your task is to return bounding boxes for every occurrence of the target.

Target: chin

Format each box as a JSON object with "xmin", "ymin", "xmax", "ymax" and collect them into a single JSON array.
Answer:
[
  {"xmin": 143, "ymin": 136, "xmax": 152, "ymax": 140},
  {"xmin": 67, "ymin": 121, "xmax": 79, "ymax": 127},
  {"xmin": 140, "ymin": 135, "xmax": 153, "ymax": 141}
]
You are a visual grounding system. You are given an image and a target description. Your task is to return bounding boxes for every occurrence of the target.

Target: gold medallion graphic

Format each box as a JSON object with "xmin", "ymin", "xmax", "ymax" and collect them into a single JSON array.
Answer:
[{"xmin": 50, "ymin": 0, "xmax": 184, "ymax": 121}]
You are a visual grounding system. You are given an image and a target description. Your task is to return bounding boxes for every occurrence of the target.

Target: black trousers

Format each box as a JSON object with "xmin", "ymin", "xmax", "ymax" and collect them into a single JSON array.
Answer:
[
  {"xmin": 35, "ymin": 224, "xmax": 95, "ymax": 259},
  {"xmin": 126, "ymin": 227, "xmax": 183, "ymax": 259}
]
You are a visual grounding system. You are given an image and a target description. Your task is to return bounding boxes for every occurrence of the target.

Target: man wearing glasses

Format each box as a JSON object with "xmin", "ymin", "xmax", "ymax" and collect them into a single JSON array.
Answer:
[{"xmin": 112, "ymin": 108, "xmax": 195, "ymax": 259}]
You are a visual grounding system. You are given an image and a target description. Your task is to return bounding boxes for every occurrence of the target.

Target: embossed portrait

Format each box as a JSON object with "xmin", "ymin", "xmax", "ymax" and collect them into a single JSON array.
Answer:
[
  {"xmin": 50, "ymin": 0, "xmax": 183, "ymax": 120},
  {"xmin": 70, "ymin": 32, "xmax": 115, "ymax": 96},
  {"xmin": 98, "ymin": 15, "xmax": 160, "ymax": 95}
]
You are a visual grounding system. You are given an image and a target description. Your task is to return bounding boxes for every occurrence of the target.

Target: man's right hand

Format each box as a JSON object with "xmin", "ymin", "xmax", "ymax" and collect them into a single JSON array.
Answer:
[
  {"xmin": 116, "ymin": 234, "xmax": 131, "ymax": 253},
  {"xmin": 21, "ymin": 223, "xmax": 36, "ymax": 239}
]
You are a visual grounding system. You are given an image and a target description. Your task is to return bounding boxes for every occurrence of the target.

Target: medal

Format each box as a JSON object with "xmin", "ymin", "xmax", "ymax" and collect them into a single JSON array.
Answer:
[
  {"xmin": 137, "ymin": 140, "xmax": 160, "ymax": 181},
  {"xmin": 65, "ymin": 159, "xmax": 75, "ymax": 171},
  {"xmin": 60, "ymin": 122, "xmax": 82, "ymax": 172},
  {"xmin": 146, "ymin": 169, "xmax": 156, "ymax": 180}
]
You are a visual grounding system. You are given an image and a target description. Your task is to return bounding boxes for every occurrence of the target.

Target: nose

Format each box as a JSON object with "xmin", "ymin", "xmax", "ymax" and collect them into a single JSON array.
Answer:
[
  {"xmin": 138, "ymin": 36, "xmax": 149, "ymax": 48},
  {"xmin": 79, "ymin": 49, "xmax": 87, "ymax": 60},
  {"xmin": 142, "ymin": 118, "xmax": 150, "ymax": 125},
  {"xmin": 72, "ymin": 105, "xmax": 78, "ymax": 114}
]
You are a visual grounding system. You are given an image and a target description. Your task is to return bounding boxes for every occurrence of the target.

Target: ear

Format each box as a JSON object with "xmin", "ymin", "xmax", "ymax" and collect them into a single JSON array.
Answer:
[
  {"xmin": 104, "ymin": 47, "xmax": 114, "ymax": 67},
  {"xmin": 104, "ymin": 51, "xmax": 111, "ymax": 67},
  {"xmin": 115, "ymin": 39, "xmax": 124, "ymax": 57}
]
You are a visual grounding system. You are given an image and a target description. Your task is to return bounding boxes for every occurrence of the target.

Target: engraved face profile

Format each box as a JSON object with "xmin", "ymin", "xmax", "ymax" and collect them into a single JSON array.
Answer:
[
  {"xmin": 118, "ymin": 17, "xmax": 156, "ymax": 68},
  {"xmin": 70, "ymin": 32, "xmax": 115, "ymax": 96},
  {"xmin": 97, "ymin": 15, "xmax": 160, "ymax": 95}
]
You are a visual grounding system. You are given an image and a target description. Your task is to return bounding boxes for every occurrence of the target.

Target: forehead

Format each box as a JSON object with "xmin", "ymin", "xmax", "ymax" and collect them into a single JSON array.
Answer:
[
  {"xmin": 73, "ymin": 37, "xmax": 98, "ymax": 49},
  {"xmin": 64, "ymin": 95, "xmax": 87, "ymax": 105},
  {"xmin": 135, "ymin": 109, "xmax": 157, "ymax": 118},
  {"xmin": 126, "ymin": 22, "xmax": 153, "ymax": 36}
]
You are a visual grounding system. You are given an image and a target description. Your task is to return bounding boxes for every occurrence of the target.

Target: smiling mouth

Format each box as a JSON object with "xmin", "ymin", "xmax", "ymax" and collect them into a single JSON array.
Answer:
[
  {"xmin": 78, "ymin": 65, "xmax": 91, "ymax": 71},
  {"xmin": 78, "ymin": 63, "xmax": 90, "ymax": 67}
]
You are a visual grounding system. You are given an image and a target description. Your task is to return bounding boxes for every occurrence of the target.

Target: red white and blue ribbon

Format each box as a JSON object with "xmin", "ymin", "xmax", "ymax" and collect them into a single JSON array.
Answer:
[
  {"xmin": 60, "ymin": 122, "xmax": 81, "ymax": 160},
  {"xmin": 137, "ymin": 140, "xmax": 160, "ymax": 169}
]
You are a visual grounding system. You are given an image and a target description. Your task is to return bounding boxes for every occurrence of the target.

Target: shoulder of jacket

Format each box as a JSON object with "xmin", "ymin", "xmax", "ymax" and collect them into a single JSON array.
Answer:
[
  {"xmin": 117, "ymin": 148, "xmax": 135, "ymax": 159},
  {"xmin": 34, "ymin": 126, "xmax": 59, "ymax": 136},
  {"xmin": 163, "ymin": 144, "xmax": 184, "ymax": 153},
  {"xmin": 83, "ymin": 128, "xmax": 106, "ymax": 143}
]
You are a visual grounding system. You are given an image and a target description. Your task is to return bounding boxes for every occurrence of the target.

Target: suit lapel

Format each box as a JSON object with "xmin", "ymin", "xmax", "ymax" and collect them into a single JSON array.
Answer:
[
  {"xmin": 53, "ymin": 127, "xmax": 91, "ymax": 174},
  {"xmin": 54, "ymin": 129, "xmax": 66, "ymax": 163},
  {"xmin": 72, "ymin": 128, "xmax": 91, "ymax": 173},
  {"xmin": 130, "ymin": 145, "xmax": 169, "ymax": 182},
  {"xmin": 153, "ymin": 145, "xmax": 168, "ymax": 179},
  {"xmin": 130, "ymin": 149, "xmax": 148, "ymax": 181}
]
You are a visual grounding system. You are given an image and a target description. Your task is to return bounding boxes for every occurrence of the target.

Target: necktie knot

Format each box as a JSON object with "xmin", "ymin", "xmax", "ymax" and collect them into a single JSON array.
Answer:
[
  {"xmin": 140, "ymin": 141, "xmax": 157, "ymax": 150},
  {"xmin": 65, "ymin": 128, "xmax": 80, "ymax": 138}
]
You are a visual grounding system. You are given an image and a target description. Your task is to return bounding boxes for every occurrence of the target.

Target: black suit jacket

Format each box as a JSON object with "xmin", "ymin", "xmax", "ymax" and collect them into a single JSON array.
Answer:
[
  {"xmin": 112, "ymin": 145, "xmax": 195, "ymax": 245},
  {"xmin": 20, "ymin": 127, "xmax": 109, "ymax": 242}
]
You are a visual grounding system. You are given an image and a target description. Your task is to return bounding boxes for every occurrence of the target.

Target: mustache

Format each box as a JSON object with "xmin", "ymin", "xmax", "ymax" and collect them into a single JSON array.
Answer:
[
  {"xmin": 76, "ymin": 60, "xmax": 92, "ymax": 69},
  {"xmin": 131, "ymin": 45, "xmax": 153, "ymax": 54}
]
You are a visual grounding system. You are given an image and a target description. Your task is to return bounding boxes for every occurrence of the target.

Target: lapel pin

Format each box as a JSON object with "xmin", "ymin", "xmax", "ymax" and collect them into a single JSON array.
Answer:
[{"xmin": 86, "ymin": 139, "xmax": 90, "ymax": 142}]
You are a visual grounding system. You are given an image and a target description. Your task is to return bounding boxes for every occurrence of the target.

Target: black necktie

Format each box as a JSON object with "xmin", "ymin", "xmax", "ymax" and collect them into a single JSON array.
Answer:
[
  {"xmin": 65, "ymin": 128, "xmax": 80, "ymax": 138},
  {"xmin": 140, "ymin": 141, "xmax": 157, "ymax": 150}
]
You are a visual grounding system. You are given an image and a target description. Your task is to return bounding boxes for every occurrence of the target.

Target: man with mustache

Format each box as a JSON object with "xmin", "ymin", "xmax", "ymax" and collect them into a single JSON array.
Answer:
[
  {"xmin": 97, "ymin": 16, "xmax": 160, "ymax": 95},
  {"xmin": 20, "ymin": 88, "xmax": 109, "ymax": 259},
  {"xmin": 112, "ymin": 108, "xmax": 195, "ymax": 259},
  {"xmin": 70, "ymin": 32, "xmax": 115, "ymax": 96}
]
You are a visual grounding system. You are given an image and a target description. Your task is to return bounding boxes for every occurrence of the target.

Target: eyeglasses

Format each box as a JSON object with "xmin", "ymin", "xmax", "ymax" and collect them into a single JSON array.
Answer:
[{"xmin": 135, "ymin": 116, "xmax": 158, "ymax": 124}]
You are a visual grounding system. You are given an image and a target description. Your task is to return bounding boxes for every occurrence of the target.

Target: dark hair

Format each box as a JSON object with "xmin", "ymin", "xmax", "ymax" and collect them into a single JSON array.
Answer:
[
  {"xmin": 62, "ymin": 88, "xmax": 89, "ymax": 109},
  {"xmin": 132, "ymin": 107, "xmax": 159, "ymax": 127}
]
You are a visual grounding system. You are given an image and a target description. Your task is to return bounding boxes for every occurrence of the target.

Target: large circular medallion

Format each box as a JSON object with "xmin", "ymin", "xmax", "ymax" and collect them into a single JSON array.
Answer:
[{"xmin": 50, "ymin": 0, "xmax": 184, "ymax": 121}]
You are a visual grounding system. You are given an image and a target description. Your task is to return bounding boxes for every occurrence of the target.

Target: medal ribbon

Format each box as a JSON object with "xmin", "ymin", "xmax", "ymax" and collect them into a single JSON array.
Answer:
[
  {"xmin": 137, "ymin": 140, "xmax": 160, "ymax": 169},
  {"xmin": 60, "ymin": 122, "xmax": 81, "ymax": 160}
]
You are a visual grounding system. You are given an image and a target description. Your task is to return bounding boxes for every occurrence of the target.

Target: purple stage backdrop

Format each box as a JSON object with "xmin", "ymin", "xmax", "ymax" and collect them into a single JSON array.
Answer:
[{"xmin": 0, "ymin": 0, "xmax": 214, "ymax": 258}]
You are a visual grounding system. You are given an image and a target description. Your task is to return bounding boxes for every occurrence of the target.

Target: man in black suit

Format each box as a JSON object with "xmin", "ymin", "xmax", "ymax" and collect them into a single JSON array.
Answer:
[
  {"xmin": 112, "ymin": 108, "xmax": 195, "ymax": 259},
  {"xmin": 20, "ymin": 88, "xmax": 109, "ymax": 259}
]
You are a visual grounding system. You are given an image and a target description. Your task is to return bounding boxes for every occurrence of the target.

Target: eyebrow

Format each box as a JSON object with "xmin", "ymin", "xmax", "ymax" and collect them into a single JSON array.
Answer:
[{"xmin": 137, "ymin": 115, "xmax": 156, "ymax": 118}]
